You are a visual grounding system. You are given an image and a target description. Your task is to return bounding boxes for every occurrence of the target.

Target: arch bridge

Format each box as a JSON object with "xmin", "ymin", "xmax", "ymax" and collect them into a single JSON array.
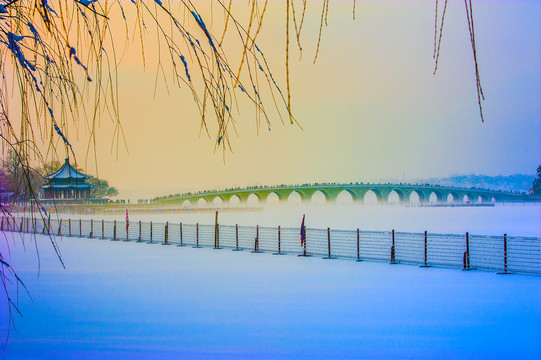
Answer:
[{"xmin": 157, "ymin": 183, "xmax": 536, "ymax": 207}]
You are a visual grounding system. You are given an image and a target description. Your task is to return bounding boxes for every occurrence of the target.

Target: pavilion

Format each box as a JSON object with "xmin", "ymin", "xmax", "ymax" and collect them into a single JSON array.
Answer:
[{"xmin": 40, "ymin": 158, "xmax": 94, "ymax": 202}]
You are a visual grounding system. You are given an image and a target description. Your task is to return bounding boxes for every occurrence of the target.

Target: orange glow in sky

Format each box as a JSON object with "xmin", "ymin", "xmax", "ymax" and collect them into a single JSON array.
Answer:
[{"xmin": 10, "ymin": 1, "xmax": 540, "ymax": 200}]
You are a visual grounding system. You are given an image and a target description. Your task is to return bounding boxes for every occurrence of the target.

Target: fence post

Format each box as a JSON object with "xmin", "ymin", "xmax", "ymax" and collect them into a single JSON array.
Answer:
[
  {"xmin": 323, "ymin": 227, "xmax": 334, "ymax": 259},
  {"xmin": 419, "ymin": 231, "xmax": 430, "ymax": 267},
  {"xmin": 273, "ymin": 226, "xmax": 285, "ymax": 255},
  {"xmin": 58, "ymin": 219, "xmax": 62, "ymax": 236},
  {"xmin": 1, "ymin": 217, "xmax": 3, "ymax": 231},
  {"xmin": 251, "ymin": 225, "xmax": 260, "ymax": 253},
  {"xmin": 124, "ymin": 219, "xmax": 130, "ymax": 242},
  {"xmin": 90, "ymin": 219, "xmax": 94, "ymax": 238},
  {"xmin": 19, "ymin": 218, "xmax": 23, "ymax": 233},
  {"xmin": 390, "ymin": 229, "xmax": 397, "ymax": 264},
  {"xmin": 149, "ymin": 221, "xmax": 153, "ymax": 243},
  {"xmin": 138, "ymin": 220, "xmax": 142, "ymax": 242},
  {"xmin": 356, "ymin": 228, "xmax": 362, "ymax": 262},
  {"xmin": 193, "ymin": 223, "xmax": 200, "ymax": 248},
  {"xmin": 177, "ymin": 222, "xmax": 184, "ymax": 246},
  {"xmin": 462, "ymin": 232, "xmax": 472, "ymax": 271},
  {"xmin": 503, "ymin": 233, "xmax": 508, "ymax": 273},
  {"xmin": 233, "ymin": 224, "xmax": 241, "ymax": 251},
  {"xmin": 497, "ymin": 234, "xmax": 512, "ymax": 275},
  {"xmin": 102, "ymin": 219, "xmax": 105, "ymax": 239},
  {"xmin": 26, "ymin": 217, "xmax": 29, "ymax": 233},
  {"xmin": 214, "ymin": 210, "xmax": 221, "ymax": 249},
  {"xmin": 162, "ymin": 222, "xmax": 170, "ymax": 245},
  {"xmin": 112, "ymin": 220, "xmax": 117, "ymax": 240},
  {"xmin": 47, "ymin": 216, "xmax": 50, "ymax": 235},
  {"xmin": 79, "ymin": 219, "xmax": 82, "ymax": 237}
]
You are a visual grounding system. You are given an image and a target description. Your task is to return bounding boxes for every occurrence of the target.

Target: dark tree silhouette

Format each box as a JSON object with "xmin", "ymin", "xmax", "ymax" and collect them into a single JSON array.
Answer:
[{"xmin": 531, "ymin": 166, "xmax": 541, "ymax": 195}]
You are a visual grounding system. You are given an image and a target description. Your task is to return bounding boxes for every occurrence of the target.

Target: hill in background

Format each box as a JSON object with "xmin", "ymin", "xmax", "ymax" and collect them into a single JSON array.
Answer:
[{"xmin": 412, "ymin": 174, "xmax": 535, "ymax": 193}]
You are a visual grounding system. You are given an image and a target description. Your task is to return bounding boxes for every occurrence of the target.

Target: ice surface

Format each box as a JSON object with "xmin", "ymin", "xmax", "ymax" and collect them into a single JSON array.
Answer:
[
  {"xmin": 1, "ymin": 231, "xmax": 540, "ymax": 359},
  {"xmin": 55, "ymin": 203, "xmax": 541, "ymax": 237}
]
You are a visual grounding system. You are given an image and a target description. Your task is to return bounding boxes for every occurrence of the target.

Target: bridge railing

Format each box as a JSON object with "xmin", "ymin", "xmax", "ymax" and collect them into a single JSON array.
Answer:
[{"xmin": 2, "ymin": 215, "xmax": 540, "ymax": 275}]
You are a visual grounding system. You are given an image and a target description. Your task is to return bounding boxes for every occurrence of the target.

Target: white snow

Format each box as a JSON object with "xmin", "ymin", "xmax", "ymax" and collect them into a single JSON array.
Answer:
[{"xmin": 1, "ymin": 228, "xmax": 540, "ymax": 359}]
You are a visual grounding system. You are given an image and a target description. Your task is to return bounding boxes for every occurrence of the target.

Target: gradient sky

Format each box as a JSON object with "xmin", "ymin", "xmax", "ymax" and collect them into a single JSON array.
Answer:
[{"xmin": 26, "ymin": 0, "xmax": 541, "ymax": 200}]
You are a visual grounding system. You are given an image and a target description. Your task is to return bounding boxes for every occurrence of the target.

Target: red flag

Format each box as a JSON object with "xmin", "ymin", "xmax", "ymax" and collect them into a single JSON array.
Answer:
[{"xmin": 300, "ymin": 214, "xmax": 306, "ymax": 247}]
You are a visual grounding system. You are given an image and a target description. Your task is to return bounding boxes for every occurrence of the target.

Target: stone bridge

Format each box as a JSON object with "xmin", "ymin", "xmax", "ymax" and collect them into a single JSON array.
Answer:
[{"xmin": 157, "ymin": 183, "xmax": 536, "ymax": 206}]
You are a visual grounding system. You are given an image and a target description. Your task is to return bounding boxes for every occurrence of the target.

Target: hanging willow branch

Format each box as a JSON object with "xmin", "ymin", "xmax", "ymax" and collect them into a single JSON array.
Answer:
[
  {"xmin": 433, "ymin": 0, "xmax": 485, "ymax": 122},
  {"xmin": 0, "ymin": 1, "xmax": 487, "ymax": 346}
]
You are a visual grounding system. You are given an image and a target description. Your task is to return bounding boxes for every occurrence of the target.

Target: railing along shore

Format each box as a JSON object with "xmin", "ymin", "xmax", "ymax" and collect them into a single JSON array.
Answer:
[{"xmin": 2, "ymin": 216, "xmax": 540, "ymax": 275}]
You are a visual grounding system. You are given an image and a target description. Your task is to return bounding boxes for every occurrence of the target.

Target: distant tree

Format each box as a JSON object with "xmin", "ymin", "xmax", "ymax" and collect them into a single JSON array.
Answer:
[
  {"xmin": 0, "ymin": 168, "xmax": 10, "ymax": 204},
  {"xmin": 532, "ymin": 166, "xmax": 541, "ymax": 195},
  {"xmin": 0, "ymin": 149, "xmax": 42, "ymax": 202},
  {"xmin": 40, "ymin": 160, "xmax": 62, "ymax": 178},
  {"xmin": 0, "ymin": 168, "xmax": 7, "ymax": 189},
  {"xmin": 86, "ymin": 176, "xmax": 119, "ymax": 199}
]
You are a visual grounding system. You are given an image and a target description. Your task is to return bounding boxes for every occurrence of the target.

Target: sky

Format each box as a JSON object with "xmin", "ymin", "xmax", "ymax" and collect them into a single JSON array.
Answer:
[{"xmin": 15, "ymin": 0, "xmax": 541, "ymax": 200}]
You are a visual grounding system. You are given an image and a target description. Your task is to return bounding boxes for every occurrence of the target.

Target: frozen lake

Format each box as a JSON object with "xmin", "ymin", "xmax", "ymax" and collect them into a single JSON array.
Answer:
[
  {"xmin": 1, "ymin": 203, "xmax": 540, "ymax": 358},
  {"xmin": 0, "ymin": 231, "xmax": 540, "ymax": 359},
  {"xmin": 55, "ymin": 202, "xmax": 541, "ymax": 237}
]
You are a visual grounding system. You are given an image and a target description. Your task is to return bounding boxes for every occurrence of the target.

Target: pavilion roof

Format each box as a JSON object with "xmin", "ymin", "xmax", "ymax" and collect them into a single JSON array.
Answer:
[{"xmin": 45, "ymin": 158, "xmax": 90, "ymax": 181}]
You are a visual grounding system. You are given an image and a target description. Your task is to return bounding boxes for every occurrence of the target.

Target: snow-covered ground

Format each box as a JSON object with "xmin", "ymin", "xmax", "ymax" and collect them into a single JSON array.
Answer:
[{"xmin": 1, "ymin": 229, "xmax": 540, "ymax": 359}]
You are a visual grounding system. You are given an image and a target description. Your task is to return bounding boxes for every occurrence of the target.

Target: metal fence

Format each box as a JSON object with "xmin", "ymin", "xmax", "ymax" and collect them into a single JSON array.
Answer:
[{"xmin": 2, "ymin": 216, "xmax": 540, "ymax": 275}]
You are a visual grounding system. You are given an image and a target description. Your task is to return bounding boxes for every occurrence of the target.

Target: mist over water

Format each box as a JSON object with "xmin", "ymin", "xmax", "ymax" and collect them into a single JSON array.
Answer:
[{"xmin": 59, "ymin": 203, "xmax": 541, "ymax": 237}]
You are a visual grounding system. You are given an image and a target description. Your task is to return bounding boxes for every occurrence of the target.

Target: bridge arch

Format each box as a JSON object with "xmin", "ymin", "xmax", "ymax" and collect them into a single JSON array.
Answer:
[
  {"xmin": 288, "ymin": 191, "xmax": 302, "ymax": 205},
  {"xmin": 388, "ymin": 189, "xmax": 409, "ymax": 204},
  {"xmin": 447, "ymin": 191, "xmax": 460, "ymax": 203},
  {"xmin": 212, "ymin": 196, "xmax": 223, "ymax": 206},
  {"xmin": 266, "ymin": 192, "xmax": 280, "ymax": 205},
  {"xmin": 428, "ymin": 191, "xmax": 444, "ymax": 203},
  {"xmin": 409, "ymin": 190, "xmax": 423, "ymax": 204},
  {"xmin": 336, "ymin": 190, "xmax": 354, "ymax": 204},
  {"xmin": 196, "ymin": 198, "xmax": 207, "ymax": 207},
  {"xmin": 247, "ymin": 193, "xmax": 261, "ymax": 206},
  {"xmin": 363, "ymin": 190, "xmax": 380, "ymax": 204},
  {"xmin": 182, "ymin": 199, "xmax": 192, "ymax": 207},
  {"xmin": 462, "ymin": 193, "xmax": 476, "ymax": 204},
  {"xmin": 229, "ymin": 194, "xmax": 241, "ymax": 206},
  {"xmin": 311, "ymin": 190, "xmax": 327, "ymax": 205},
  {"xmin": 340, "ymin": 188, "xmax": 358, "ymax": 202},
  {"xmin": 387, "ymin": 190, "xmax": 401, "ymax": 204}
]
